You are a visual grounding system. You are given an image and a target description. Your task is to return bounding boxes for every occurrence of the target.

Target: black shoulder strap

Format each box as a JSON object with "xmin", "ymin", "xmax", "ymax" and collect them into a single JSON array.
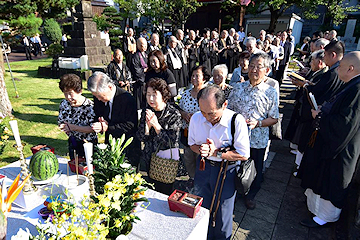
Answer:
[{"xmin": 231, "ymin": 113, "xmax": 238, "ymax": 147}]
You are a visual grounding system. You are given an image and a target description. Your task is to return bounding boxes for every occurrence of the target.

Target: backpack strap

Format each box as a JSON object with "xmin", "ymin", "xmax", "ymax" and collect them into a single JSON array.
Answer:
[{"xmin": 231, "ymin": 113, "xmax": 238, "ymax": 147}]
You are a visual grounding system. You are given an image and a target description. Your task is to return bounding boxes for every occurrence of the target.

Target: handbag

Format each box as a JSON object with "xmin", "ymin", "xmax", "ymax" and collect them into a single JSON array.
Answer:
[
  {"xmin": 269, "ymin": 113, "xmax": 283, "ymax": 140},
  {"xmin": 231, "ymin": 113, "xmax": 257, "ymax": 195},
  {"xmin": 149, "ymin": 140, "xmax": 179, "ymax": 184}
]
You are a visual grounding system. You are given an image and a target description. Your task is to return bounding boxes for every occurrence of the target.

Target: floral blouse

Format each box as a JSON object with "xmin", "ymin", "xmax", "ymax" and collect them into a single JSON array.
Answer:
[
  {"xmin": 58, "ymin": 98, "xmax": 97, "ymax": 142},
  {"xmin": 136, "ymin": 103, "xmax": 182, "ymax": 172},
  {"xmin": 228, "ymin": 81, "xmax": 279, "ymax": 149},
  {"xmin": 178, "ymin": 89, "xmax": 200, "ymax": 129}
]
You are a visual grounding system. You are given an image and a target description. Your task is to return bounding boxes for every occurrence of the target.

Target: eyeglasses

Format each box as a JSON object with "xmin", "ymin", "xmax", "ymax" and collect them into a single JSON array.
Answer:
[{"xmin": 249, "ymin": 64, "xmax": 266, "ymax": 70}]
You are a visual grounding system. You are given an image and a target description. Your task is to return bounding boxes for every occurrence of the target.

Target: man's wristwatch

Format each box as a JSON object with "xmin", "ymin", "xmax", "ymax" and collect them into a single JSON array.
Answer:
[
  {"xmin": 257, "ymin": 120, "xmax": 262, "ymax": 128},
  {"xmin": 216, "ymin": 150, "xmax": 222, "ymax": 159}
]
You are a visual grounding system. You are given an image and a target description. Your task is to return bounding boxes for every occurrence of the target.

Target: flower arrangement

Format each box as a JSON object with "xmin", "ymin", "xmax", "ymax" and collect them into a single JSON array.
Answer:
[
  {"xmin": 28, "ymin": 134, "xmax": 149, "ymax": 239},
  {"xmin": 97, "ymin": 172, "xmax": 147, "ymax": 238},
  {"xmin": 92, "ymin": 134, "xmax": 136, "ymax": 195},
  {"xmin": 92, "ymin": 134, "xmax": 149, "ymax": 238},
  {"xmin": 0, "ymin": 114, "xmax": 10, "ymax": 155}
]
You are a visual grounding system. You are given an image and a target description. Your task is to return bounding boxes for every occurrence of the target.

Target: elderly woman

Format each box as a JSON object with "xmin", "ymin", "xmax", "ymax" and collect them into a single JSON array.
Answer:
[
  {"xmin": 212, "ymin": 64, "xmax": 233, "ymax": 99},
  {"xmin": 58, "ymin": 74, "xmax": 97, "ymax": 159},
  {"xmin": 230, "ymin": 51, "xmax": 251, "ymax": 86},
  {"xmin": 145, "ymin": 50, "xmax": 177, "ymax": 97},
  {"xmin": 137, "ymin": 78, "xmax": 182, "ymax": 195},
  {"xmin": 178, "ymin": 65, "xmax": 211, "ymax": 182}
]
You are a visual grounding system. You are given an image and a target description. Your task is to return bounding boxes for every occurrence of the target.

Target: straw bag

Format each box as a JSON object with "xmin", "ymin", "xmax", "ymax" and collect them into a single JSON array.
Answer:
[{"xmin": 149, "ymin": 140, "xmax": 179, "ymax": 184}]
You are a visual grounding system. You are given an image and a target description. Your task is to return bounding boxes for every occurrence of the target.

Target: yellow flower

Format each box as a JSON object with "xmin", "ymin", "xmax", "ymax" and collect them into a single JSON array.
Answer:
[
  {"xmin": 115, "ymin": 219, "xmax": 122, "ymax": 228},
  {"xmin": 1, "ymin": 135, "xmax": 8, "ymax": 140}
]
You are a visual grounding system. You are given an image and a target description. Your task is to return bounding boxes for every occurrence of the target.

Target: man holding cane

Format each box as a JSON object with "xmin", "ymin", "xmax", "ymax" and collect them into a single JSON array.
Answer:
[{"xmin": 188, "ymin": 85, "xmax": 250, "ymax": 240}]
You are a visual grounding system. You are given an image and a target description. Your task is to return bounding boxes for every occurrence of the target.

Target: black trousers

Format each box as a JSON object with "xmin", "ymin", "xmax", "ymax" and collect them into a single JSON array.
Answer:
[
  {"xmin": 25, "ymin": 46, "xmax": 32, "ymax": 60},
  {"xmin": 246, "ymin": 148, "xmax": 266, "ymax": 200}
]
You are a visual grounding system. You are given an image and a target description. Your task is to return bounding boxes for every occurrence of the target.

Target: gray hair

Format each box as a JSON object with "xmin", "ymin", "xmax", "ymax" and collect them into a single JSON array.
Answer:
[
  {"xmin": 212, "ymin": 64, "xmax": 228, "ymax": 77},
  {"xmin": 245, "ymin": 37, "xmax": 257, "ymax": 46},
  {"xmin": 87, "ymin": 71, "xmax": 114, "ymax": 93},
  {"xmin": 197, "ymin": 85, "xmax": 226, "ymax": 109},
  {"xmin": 249, "ymin": 52, "xmax": 271, "ymax": 69},
  {"xmin": 314, "ymin": 38, "xmax": 330, "ymax": 49},
  {"xmin": 311, "ymin": 49, "xmax": 325, "ymax": 60}
]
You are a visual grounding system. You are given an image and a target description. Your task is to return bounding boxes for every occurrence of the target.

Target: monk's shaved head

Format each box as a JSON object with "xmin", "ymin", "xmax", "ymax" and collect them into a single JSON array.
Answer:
[{"xmin": 337, "ymin": 51, "xmax": 360, "ymax": 82}]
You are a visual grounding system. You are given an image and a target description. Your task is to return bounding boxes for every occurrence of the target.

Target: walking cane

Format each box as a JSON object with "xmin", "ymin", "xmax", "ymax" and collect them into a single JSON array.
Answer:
[{"xmin": 209, "ymin": 159, "xmax": 229, "ymax": 227}]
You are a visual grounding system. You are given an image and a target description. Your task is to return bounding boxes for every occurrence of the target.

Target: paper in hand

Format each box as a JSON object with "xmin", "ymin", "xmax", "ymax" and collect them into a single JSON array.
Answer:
[{"xmin": 309, "ymin": 92, "xmax": 318, "ymax": 110}]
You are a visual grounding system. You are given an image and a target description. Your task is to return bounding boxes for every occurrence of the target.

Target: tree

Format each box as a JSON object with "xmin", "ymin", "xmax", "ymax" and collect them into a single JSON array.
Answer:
[
  {"xmin": 321, "ymin": 0, "xmax": 359, "ymax": 28},
  {"xmin": 167, "ymin": 0, "xmax": 201, "ymax": 30},
  {"xmin": 142, "ymin": 0, "xmax": 169, "ymax": 44},
  {"xmin": 43, "ymin": 18, "xmax": 62, "ymax": 43},
  {"xmin": 0, "ymin": 49, "xmax": 12, "ymax": 117}
]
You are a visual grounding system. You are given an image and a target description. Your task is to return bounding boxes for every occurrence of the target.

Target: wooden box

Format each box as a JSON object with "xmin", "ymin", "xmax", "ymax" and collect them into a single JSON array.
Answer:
[
  {"xmin": 68, "ymin": 157, "xmax": 88, "ymax": 175},
  {"xmin": 168, "ymin": 189, "xmax": 203, "ymax": 218}
]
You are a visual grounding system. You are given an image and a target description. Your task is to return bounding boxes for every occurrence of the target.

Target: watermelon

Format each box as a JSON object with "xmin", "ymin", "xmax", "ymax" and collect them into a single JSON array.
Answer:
[{"xmin": 29, "ymin": 150, "xmax": 59, "ymax": 181}]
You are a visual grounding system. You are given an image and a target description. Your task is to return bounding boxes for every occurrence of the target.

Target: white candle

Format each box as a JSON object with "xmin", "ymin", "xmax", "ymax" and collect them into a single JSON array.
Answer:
[
  {"xmin": 9, "ymin": 120, "xmax": 22, "ymax": 147},
  {"xmin": 83, "ymin": 142, "xmax": 93, "ymax": 174}
]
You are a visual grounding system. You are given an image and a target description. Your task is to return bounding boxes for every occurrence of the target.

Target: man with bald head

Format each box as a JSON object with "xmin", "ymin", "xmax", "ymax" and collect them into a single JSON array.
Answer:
[
  {"xmin": 130, "ymin": 37, "xmax": 148, "ymax": 109},
  {"xmin": 185, "ymin": 30, "xmax": 198, "ymax": 77},
  {"xmin": 166, "ymin": 35, "xmax": 185, "ymax": 88},
  {"xmin": 147, "ymin": 33, "xmax": 161, "ymax": 53},
  {"xmin": 298, "ymin": 51, "xmax": 360, "ymax": 228}
]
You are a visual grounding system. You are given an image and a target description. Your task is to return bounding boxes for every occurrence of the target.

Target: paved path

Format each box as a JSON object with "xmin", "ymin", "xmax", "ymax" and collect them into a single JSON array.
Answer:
[
  {"xmin": 230, "ymin": 77, "xmax": 360, "ymax": 240},
  {"xmin": 4, "ymin": 52, "xmax": 48, "ymax": 62}
]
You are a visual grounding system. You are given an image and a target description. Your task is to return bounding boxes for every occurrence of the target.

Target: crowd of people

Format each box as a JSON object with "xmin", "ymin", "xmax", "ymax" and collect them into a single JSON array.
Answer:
[{"xmin": 56, "ymin": 25, "xmax": 360, "ymax": 240}]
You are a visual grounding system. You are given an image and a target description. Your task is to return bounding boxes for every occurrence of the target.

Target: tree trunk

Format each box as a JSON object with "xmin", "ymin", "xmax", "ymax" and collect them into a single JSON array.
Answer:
[
  {"xmin": 0, "ymin": 50, "xmax": 13, "ymax": 117},
  {"xmin": 269, "ymin": 9, "xmax": 280, "ymax": 33}
]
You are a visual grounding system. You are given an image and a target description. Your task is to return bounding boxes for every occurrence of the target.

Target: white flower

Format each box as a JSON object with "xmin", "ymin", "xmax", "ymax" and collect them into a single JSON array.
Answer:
[
  {"xmin": 116, "ymin": 235, "xmax": 129, "ymax": 240},
  {"xmin": 97, "ymin": 143, "xmax": 107, "ymax": 150},
  {"xmin": 11, "ymin": 228, "xmax": 32, "ymax": 240},
  {"xmin": 120, "ymin": 163, "xmax": 131, "ymax": 169}
]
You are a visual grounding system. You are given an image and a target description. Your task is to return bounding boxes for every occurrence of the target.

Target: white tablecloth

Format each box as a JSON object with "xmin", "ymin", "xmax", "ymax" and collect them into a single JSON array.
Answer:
[{"xmin": 2, "ymin": 157, "xmax": 209, "ymax": 240}]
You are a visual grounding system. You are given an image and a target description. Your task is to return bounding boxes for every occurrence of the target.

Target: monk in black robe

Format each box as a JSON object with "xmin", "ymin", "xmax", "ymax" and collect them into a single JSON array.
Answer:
[
  {"xmin": 130, "ymin": 37, "xmax": 148, "ymax": 109},
  {"xmin": 298, "ymin": 51, "xmax": 360, "ymax": 228}
]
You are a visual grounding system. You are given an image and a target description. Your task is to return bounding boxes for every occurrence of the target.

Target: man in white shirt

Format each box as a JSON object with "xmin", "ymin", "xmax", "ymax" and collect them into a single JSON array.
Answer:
[
  {"xmin": 188, "ymin": 85, "xmax": 250, "ymax": 240},
  {"xmin": 23, "ymin": 35, "xmax": 32, "ymax": 60}
]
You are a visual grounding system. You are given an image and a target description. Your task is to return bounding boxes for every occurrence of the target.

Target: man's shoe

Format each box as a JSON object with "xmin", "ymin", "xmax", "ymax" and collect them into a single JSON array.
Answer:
[
  {"xmin": 245, "ymin": 199, "xmax": 256, "ymax": 210},
  {"xmin": 300, "ymin": 218, "xmax": 327, "ymax": 228}
]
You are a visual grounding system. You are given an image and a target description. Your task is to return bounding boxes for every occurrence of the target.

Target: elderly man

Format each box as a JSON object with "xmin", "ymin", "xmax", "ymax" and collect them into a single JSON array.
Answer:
[
  {"xmin": 228, "ymin": 53, "xmax": 279, "ymax": 209},
  {"xmin": 298, "ymin": 51, "xmax": 360, "ymax": 228},
  {"xmin": 189, "ymin": 85, "xmax": 250, "ymax": 240},
  {"xmin": 185, "ymin": 30, "xmax": 198, "ymax": 77},
  {"xmin": 313, "ymin": 38, "xmax": 330, "ymax": 51},
  {"xmin": 275, "ymin": 31, "xmax": 292, "ymax": 85},
  {"xmin": 245, "ymin": 36, "xmax": 263, "ymax": 56},
  {"xmin": 130, "ymin": 37, "xmax": 148, "ymax": 109},
  {"xmin": 88, "ymin": 71, "xmax": 140, "ymax": 167},
  {"xmin": 285, "ymin": 50, "xmax": 329, "ymax": 171},
  {"xmin": 166, "ymin": 36, "xmax": 185, "ymax": 88},
  {"xmin": 147, "ymin": 33, "xmax": 161, "ymax": 53},
  {"xmin": 258, "ymin": 29, "xmax": 266, "ymax": 42},
  {"xmin": 107, "ymin": 49, "xmax": 131, "ymax": 90},
  {"xmin": 176, "ymin": 29, "xmax": 189, "ymax": 85},
  {"xmin": 124, "ymin": 28, "xmax": 136, "ymax": 68}
]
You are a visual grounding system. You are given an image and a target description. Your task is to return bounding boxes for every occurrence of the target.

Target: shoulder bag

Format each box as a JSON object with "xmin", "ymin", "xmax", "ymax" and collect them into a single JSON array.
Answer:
[{"xmin": 231, "ymin": 113, "xmax": 257, "ymax": 195}]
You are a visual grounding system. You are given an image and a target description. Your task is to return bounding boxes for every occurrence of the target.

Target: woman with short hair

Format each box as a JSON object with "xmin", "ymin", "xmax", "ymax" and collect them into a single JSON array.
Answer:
[
  {"xmin": 230, "ymin": 51, "xmax": 251, "ymax": 86},
  {"xmin": 137, "ymin": 78, "xmax": 182, "ymax": 195},
  {"xmin": 212, "ymin": 64, "xmax": 233, "ymax": 99},
  {"xmin": 58, "ymin": 73, "xmax": 97, "ymax": 159}
]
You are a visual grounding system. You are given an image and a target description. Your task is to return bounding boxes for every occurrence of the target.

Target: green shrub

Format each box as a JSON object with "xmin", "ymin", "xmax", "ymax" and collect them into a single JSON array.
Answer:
[
  {"xmin": 46, "ymin": 43, "xmax": 63, "ymax": 58},
  {"xmin": 43, "ymin": 19, "xmax": 62, "ymax": 43},
  {"xmin": 109, "ymin": 29, "xmax": 123, "ymax": 36}
]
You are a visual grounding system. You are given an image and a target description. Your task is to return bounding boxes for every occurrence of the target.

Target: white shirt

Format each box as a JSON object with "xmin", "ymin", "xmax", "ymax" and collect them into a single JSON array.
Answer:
[
  {"xmin": 23, "ymin": 37, "xmax": 30, "ymax": 46},
  {"xmin": 188, "ymin": 108, "xmax": 250, "ymax": 162},
  {"xmin": 237, "ymin": 31, "xmax": 246, "ymax": 42}
]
